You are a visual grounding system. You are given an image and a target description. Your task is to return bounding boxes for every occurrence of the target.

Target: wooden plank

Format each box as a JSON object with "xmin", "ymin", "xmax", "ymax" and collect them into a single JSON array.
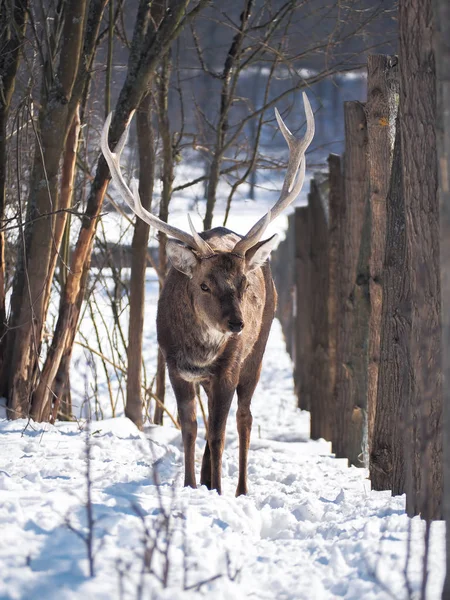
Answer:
[
  {"xmin": 434, "ymin": 0, "xmax": 450, "ymax": 584},
  {"xmin": 333, "ymin": 101, "xmax": 369, "ymax": 465},
  {"xmin": 293, "ymin": 206, "xmax": 310, "ymax": 411},
  {"xmin": 398, "ymin": 0, "xmax": 442, "ymax": 520},
  {"xmin": 327, "ymin": 154, "xmax": 343, "ymax": 443},
  {"xmin": 365, "ymin": 54, "xmax": 399, "ymax": 458},
  {"xmin": 308, "ymin": 182, "xmax": 329, "ymax": 439},
  {"xmin": 370, "ymin": 119, "xmax": 410, "ymax": 494}
]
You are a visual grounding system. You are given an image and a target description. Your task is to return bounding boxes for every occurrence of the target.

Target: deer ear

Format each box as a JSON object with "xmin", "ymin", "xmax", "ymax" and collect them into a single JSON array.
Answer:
[
  {"xmin": 245, "ymin": 234, "xmax": 279, "ymax": 271},
  {"xmin": 166, "ymin": 240, "xmax": 198, "ymax": 278}
]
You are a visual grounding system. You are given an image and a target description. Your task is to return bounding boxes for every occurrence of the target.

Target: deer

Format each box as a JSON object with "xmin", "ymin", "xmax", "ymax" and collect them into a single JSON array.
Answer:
[{"xmin": 101, "ymin": 92, "xmax": 314, "ymax": 496}]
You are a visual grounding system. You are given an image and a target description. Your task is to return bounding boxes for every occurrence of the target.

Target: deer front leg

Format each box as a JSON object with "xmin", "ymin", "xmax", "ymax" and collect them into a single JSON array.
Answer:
[
  {"xmin": 206, "ymin": 383, "xmax": 235, "ymax": 495},
  {"xmin": 168, "ymin": 371, "xmax": 197, "ymax": 488},
  {"xmin": 235, "ymin": 402, "xmax": 253, "ymax": 497}
]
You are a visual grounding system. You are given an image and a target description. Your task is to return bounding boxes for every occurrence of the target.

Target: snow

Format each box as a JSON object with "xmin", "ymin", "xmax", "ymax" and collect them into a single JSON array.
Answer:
[
  {"xmin": 0, "ymin": 114, "xmax": 446, "ymax": 598},
  {"xmin": 0, "ymin": 316, "xmax": 445, "ymax": 599}
]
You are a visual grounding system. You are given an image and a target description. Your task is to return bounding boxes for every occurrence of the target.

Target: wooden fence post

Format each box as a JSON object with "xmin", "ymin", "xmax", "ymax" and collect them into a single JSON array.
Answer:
[
  {"xmin": 366, "ymin": 54, "xmax": 399, "ymax": 460},
  {"xmin": 398, "ymin": 0, "xmax": 442, "ymax": 520},
  {"xmin": 293, "ymin": 206, "xmax": 310, "ymax": 411},
  {"xmin": 308, "ymin": 179, "xmax": 329, "ymax": 439},
  {"xmin": 370, "ymin": 119, "xmax": 409, "ymax": 493},
  {"xmin": 434, "ymin": 0, "xmax": 450, "ymax": 583},
  {"xmin": 327, "ymin": 154, "xmax": 343, "ymax": 440},
  {"xmin": 272, "ymin": 214, "xmax": 296, "ymax": 361},
  {"xmin": 333, "ymin": 101, "xmax": 368, "ymax": 465},
  {"xmin": 285, "ymin": 212, "xmax": 297, "ymax": 359},
  {"xmin": 339, "ymin": 55, "xmax": 399, "ymax": 468}
]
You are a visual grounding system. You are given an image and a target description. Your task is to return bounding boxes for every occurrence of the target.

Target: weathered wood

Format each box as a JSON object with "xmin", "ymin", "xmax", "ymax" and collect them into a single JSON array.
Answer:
[
  {"xmin": 293, "ymin": 206, "xmax": 310, "ymax": 411},
  {"xmin": 327, "ymin": 154, "xmax": 343, "ymax": 438},
  {"xmin": 433, "ymin": 0, "xmax": 450, "ymax": 585},
  {"xmin": 285, "ymin": 213, "xmax": 297, "ymax": 359},
  {"xmin": 398, "ymin": 0, "xmax": 442, "ymax": 520},
  {"xmin": 333, "ymin": 101, "xmax": 369, "ymax": 465},
  {"xmin": 346, "ymin": 194, "xmax": 371, "ymax": 466},
  {"xmin": 272, "ymin": 213, "xmax": 296, "ymax": 361},
  {"xmin": 308, "ymin": 181, "xmax": 329, "ymax": 440},
  {"xmin": 370, "ymin": 119, "xmax": 410, "ymax": 494},
  {"xmin": 365, "ymin": 54, "xmax": 399, "ymax": 457}
]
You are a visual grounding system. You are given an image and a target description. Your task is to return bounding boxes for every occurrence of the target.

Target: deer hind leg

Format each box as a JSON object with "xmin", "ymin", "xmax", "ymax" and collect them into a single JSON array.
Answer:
[
  {"xmin": 235, "ymin": 274, "xmax": 275, "ymax": 496},
  {"xmin": 200, "ymin": 381, "xmax": 212, "ymax": 489},
  {"xmin": 168, "ymin": 371, "xmax": 197, "ymax": 488},
  {"xmin": 200, "ymin": 440, "xmax": 211, "ymax": 489}
]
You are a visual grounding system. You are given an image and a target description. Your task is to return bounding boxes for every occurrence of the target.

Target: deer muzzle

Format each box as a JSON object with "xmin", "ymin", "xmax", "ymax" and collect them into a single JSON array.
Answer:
[{"xmin": 228, "ymin": 319, "xmax": 244, "ymax": 333}]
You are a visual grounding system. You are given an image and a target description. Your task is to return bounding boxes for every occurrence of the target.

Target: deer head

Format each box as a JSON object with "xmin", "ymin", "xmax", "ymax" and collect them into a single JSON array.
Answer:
[{"xmin": 102, "ymin": 92, "xmax": 314, "ymax": 262}]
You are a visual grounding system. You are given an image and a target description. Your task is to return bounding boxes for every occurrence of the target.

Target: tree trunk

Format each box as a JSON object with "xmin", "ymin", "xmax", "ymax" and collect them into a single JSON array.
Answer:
[
  {"xmin": 365, "ymin": 54, "xmax": 399, "ymax": 457},
  {"xmin": 126, "ymin": 94, "xmax": 154, "ymax": 429},
  {"xmin": 43, "ymin": 107, "xmax": 81, "ymax": 322},
  {"xmin": 0, "ymin": 0, "xmax": 28, "ymax": 376},
  {"xmin": 433, "ymin": 0, "xmax": 450, "ymax": 588},
  {"xmin": 51, "ymin": 267, "xmax": 90, "ymax": 422},
  {"xmin": 399, "ymin": 0, "xmax": 442, "ymax": 520},
  {"xmin": 333, "ymin": 101, "xmax": 369, "ymax": 464},
  {"xmin": 203, "ymin": 0, "xmax": 254, "ymax": 230},
  {"xmin": 154, "ymin": 51, "xmax": 174, "ymax": 425},
  {"xmin": 5, "ymin": 0, "xmax": 88, "ymax": 419},
  {"xmin": 31, "ymin": 108, "xmax": 81, "ymax": 419},
  {"xmin": 308, "ymin": 181, "xmax": 330, "ymax": 440}
]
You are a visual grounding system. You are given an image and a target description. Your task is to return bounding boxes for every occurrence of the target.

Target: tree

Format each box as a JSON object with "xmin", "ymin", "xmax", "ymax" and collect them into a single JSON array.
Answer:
[
  {"xmin": 0, "ymin": 0, "xmax": 208, "ymax": 422},
  {"xmin": 126, "ymin": 94, "xmax": 155, "ymax": 430},
  {"xmin": 3, "ymin": 0, "xmax": 95, "ymax": 418},
  {"xmin": 0, "ymin": 0, "xmax": 29, "ymax": 371}
]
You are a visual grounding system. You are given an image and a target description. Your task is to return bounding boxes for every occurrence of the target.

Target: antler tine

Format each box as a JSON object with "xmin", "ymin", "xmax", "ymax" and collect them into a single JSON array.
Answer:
[
  {"xmin": 271, "ymin": 91, "xmax": 314, "ymax": 219},
  {"xmin": 114, "ymin": 110, "xmax": 134, "ymax": 157},
  {"xmin": 233, "ymin": 92, "xmax": 314, "ymax": 256},
  {"xmin": 101, "ymin": 112, "xmax": 210, "ymax": 254},
  {"xmin": 187, "ymin": 214, "xmax": 214, "ymax": 256},
  {"xmin": 233, "ymin": 212, "xmax": 271, "ymax": 257}
]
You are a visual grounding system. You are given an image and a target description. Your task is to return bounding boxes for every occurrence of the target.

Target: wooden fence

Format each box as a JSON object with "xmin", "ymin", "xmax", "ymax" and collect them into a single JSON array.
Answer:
[{"xmin": 272, "ymin": 54, "xmax": 443, "ymax": 520}]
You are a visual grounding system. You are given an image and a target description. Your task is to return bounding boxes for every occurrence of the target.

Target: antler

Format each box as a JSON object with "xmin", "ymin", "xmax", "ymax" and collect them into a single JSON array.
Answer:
[
  {"xmin": 233, "ymin": 91, "xmax": 315, "ymax": 256},
  {"xmin": 101, "ymin": 112, "xmax": 214, "ymax": 257}
]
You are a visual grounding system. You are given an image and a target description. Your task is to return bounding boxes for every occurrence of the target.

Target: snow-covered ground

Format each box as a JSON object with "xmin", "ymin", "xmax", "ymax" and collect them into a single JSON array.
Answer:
[
  {"xmin": 0, "ymin": 315, "xmax": 445, "ymax": 599},
  {"xmin": 0, "ymin": 107, "xmax": 446, "ymax": 599}
]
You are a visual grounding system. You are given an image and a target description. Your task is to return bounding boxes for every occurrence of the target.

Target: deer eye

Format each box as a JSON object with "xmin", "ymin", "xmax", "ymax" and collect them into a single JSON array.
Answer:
[{"xmin": 200, "ymin": 283, "xmax": 210, "ymax": 293}]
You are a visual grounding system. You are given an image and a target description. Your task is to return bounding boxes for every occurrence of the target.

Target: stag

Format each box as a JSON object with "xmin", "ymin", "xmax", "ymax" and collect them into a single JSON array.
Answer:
[{"xmin": 101, "ymin": 92, "xmax": 314, "ymax": 495}]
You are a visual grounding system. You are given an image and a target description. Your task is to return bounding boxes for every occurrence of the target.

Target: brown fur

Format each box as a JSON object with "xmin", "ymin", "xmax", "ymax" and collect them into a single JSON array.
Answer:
[
  {"xmin": 157, "ymin": 227, "xmax": 277, "ymax": 495},
  {"xmin": 101, "ymin": 95, "xmax": 314, "ymax": 495}
]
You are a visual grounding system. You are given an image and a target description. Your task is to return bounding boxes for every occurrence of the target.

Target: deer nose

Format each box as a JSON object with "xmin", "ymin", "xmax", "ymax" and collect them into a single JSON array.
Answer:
[{"xmin": 228, "ymin": 319, "xmax": 244, "ymax": 333}]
